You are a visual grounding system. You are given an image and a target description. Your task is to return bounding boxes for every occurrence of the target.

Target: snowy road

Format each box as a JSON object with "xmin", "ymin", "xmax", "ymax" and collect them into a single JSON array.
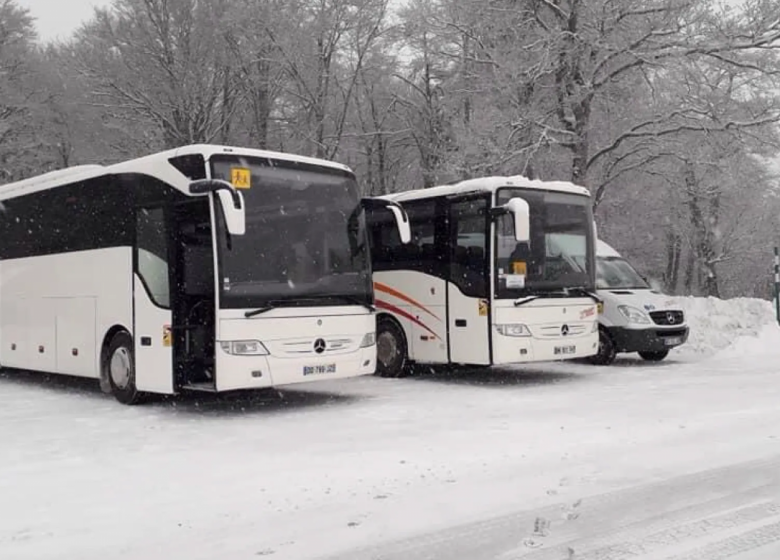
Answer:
[{"xmin": 1, "ymin": 326, "xmax": 779, "ymax": 560}]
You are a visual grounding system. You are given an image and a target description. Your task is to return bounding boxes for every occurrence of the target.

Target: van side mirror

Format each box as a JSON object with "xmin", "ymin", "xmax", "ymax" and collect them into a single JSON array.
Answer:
[
  {"xmin": 361, "ymin": 198, "xmax": 412, "ymax": 244},
  {"xmin": 189, "ymin": 179, "xmax": 245, "ymax": 236},
  {"xmin": 491, "ymin": 197, "xmax": 530, "ymax": 243}
]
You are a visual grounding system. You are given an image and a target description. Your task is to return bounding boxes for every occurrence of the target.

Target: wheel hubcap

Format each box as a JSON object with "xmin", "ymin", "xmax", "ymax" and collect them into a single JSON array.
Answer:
[
  {"xmin": 377, "ymin": 331, "xmax": 398, "ymax": 367},
  {"xmin": 110, "ymin": 347, "xmax": 132, "ymax": 389}
]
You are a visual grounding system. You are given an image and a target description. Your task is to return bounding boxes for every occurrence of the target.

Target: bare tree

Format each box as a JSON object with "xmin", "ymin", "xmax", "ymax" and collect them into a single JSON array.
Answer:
[{"xmin": 72, "ymin": 0, "xmax": 240, "ymax": 149}]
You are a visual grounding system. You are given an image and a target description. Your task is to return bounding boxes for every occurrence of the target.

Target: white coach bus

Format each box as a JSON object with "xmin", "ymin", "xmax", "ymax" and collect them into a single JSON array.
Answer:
[
  {"xmin": 365, "ymin": 176, "xmax": 600, "ymax": 377},
  {"xmin": 0, "ymin": 144, "xmax": 409, "ymax": 403}
]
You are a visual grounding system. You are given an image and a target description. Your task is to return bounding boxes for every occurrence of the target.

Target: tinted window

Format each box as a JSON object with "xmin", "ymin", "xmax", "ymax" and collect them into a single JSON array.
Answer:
[
  {"xmin": 0, "ymin": 177, "xmax": 134, "ymax": 259},
  {"xmin": 368, "ymin": 199, "xmax": 444, "ymax": 277},
  {"xmin": 136, "ymin": 207, "xmax": 170, "ymax": 307},
  {"xmin": 449, "ymin": 197, "xmax": 488, "ymax": 298}
]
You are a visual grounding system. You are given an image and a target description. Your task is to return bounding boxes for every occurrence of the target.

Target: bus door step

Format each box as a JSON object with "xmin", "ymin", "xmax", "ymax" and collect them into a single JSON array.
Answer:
[{"xmin": 181, "ymin": 382, "xmax": 218, "ymax": 392}]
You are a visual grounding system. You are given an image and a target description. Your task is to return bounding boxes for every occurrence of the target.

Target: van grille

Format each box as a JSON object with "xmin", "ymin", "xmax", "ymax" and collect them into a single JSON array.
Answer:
[{"xmin": 649, "ymin": 310, "xmax": 684, "ymax": 326}]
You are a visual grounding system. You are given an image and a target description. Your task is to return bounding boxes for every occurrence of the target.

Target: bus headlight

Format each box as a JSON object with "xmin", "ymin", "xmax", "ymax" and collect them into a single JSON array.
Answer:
[
  {"xmin": 496, "ymin": 324, "xmax": 532, "ymax": 337},
  {"xmin": 592, "ymin": 321, "xmax": 599, "ymax": 333},
  {"xmin": 219, "ymin": 340, "xmax": 270, "ymax": 356},
  {"xmin": 360, "ymin": 332, "xmax": 376, "ymax": 348}
]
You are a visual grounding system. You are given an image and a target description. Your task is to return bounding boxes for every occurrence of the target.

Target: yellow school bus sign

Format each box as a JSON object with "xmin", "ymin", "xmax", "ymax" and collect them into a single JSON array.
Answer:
[{"xmin": 230, "ymin": 167, "xmax": 251, "ymax": 189}]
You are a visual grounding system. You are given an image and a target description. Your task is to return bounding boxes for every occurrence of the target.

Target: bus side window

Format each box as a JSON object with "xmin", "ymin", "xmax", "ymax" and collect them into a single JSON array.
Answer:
[
  {"xmin": 136, "ymin": 208, "xmax": 170, "ymax": 308},
  {"xmin": 449, "ymin": 198, "xmax": 488, "ymax": 298}
]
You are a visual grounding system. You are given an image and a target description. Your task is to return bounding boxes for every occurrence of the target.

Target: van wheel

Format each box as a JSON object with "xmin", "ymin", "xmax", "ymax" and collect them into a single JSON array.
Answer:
[
  {"xmin": 376, "ymin": 318, "xmax": 408, "ymax": 378},
  {"xmin": 639, "ymin": 350, "xmax": 669, "ymax": 362},
  {"xmin": 588, "ymin": 328, "xmax": 616, "ymax": 365},
  {"xmin": 105, "ymin": 332, "xmax": 142, "ymax": 405}
]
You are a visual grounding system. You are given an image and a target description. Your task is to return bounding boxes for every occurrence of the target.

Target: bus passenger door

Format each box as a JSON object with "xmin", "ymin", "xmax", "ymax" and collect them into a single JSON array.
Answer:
[
  {"xmin": 447, "ymin": 196, "xmax": 491, "ymax": 366},
  {"xmin": 134, "ymin": 206, "xmax": 175, "ymax": 394}
]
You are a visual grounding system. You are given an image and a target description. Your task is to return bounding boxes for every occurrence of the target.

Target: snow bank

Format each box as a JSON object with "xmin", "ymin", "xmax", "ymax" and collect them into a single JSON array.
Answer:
[{"xmin": 670, "ymin": 296, "xmax": 777, "ymax": 357}]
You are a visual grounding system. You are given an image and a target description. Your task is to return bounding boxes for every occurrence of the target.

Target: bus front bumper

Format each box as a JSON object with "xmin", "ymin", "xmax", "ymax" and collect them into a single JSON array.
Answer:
[
  {"xmin": 492, "ymin": 332, "xmax": 599, "ymax": 364},
  {"xmin": 215, "ymin": 346, "xmax": 376, "ymax": 391}
]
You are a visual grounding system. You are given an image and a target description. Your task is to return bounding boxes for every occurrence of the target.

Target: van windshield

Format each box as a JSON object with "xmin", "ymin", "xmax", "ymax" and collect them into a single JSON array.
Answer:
[{"xmin": 597, "ymin": 256, "xmax": 649, "ymax": 290}]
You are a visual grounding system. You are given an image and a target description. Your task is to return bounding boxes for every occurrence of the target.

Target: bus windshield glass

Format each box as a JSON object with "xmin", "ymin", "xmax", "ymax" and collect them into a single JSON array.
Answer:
[
  {"xmin": 210, "ymin": 155, "xmax": 371, "ymax": 309},
  {"xmin": 495, "ymin": 188, "xmax": 594, "ymax": 298}
]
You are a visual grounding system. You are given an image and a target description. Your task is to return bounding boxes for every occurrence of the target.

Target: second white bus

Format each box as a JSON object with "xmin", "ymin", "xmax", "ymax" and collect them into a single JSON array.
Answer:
[{"xmin": 366, "ymin": 176, "xmax": 600, "ymax": 376}]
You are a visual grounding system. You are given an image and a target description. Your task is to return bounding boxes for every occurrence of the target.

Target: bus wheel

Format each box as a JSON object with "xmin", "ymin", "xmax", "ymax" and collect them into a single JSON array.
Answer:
[
  {"xmin": 105, "ymin": 332, "xmax": 142, "ymax": 405},
  {"xmin": 588, "ymin": 327, "xmax": 616, "ymax": 366},
  {"xmin": 376, "ymin": 318, "xmax": 408, "ymax": 378}
]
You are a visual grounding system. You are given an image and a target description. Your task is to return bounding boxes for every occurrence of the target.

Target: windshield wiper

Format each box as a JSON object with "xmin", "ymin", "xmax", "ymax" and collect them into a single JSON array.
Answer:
[
  {"xmin": 565, "ymin": 286, "xmax": 601, "ymax": 303},
  {"xmin": 514, "ymin": 296, "xmax": 540, "ymax": 307},
  {"xmin": 244, "ymin": 295, "xmax": 375, "ymax": 318},
  {"xmin": 513, "ymin": 287, "xmax": 600, "ymax": 307}
]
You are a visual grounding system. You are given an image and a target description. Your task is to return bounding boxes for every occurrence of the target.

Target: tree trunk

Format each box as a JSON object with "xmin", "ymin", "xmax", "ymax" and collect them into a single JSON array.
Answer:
[{"xmin": 664, "ymin": 230, "xmax": 681, "ymax": 294}]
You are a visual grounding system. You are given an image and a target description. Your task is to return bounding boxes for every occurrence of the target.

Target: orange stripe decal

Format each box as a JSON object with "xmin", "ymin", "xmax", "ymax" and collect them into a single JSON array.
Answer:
[
  {"xmin": 376, "ymin": 300, "xmax": 441, "ymax": 340},
  {"xmin": 373, "ymin": 282, "xmax": 441, "ymax": 321}
]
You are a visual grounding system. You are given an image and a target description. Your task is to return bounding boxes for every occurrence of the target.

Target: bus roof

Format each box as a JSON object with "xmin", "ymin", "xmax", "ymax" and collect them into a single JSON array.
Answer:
[
  {"xmin": 0, "ymin": 144, "xmax": 353, "ymax": 201},
  {"xmin": 379, "ymin": 175, "xmax": 591, "ymax": 203}
]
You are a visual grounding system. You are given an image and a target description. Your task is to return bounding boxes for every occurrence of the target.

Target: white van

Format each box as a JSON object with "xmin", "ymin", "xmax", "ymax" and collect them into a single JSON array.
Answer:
[{"xmin": 590, "ymin": 240, "xmax": 689, "ymax": 365}]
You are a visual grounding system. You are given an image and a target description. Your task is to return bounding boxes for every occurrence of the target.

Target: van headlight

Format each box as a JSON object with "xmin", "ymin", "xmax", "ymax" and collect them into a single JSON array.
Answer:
[
  {"xmin": 592, "ymin": 321, "xmax": 599, "ymax": 332},
  {"xmin": 360, "ymin": 332, "xmax": 376, "ymax": 347},
  {"xmin": 617, "ymin": 305, "xmax": 651, "ymax": 325},
  {"xmin": 219, "ymin": 340, "xmax": 269, "ymax": 356},
  {"xmin": 496, "ymin": 324, "xmax": 532, "ymax": 337}
]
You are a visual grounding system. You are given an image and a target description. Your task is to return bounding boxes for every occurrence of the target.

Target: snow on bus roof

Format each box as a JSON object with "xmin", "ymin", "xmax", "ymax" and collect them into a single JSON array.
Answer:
[
  {"xmin": 0, "ymin": 144, "xmax": 353, "ymax": 200},
  {"xmin": 380, "ymin": 175, "xmax": 590, "ymax": 203}
]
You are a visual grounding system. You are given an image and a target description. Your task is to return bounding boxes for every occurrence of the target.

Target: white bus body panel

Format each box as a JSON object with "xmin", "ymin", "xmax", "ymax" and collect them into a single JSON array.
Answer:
[
  {"xmin": 374, "ymin": 271, "xmax": 448, "ymax": 364},
  {"xmin": 133, "ymin": 276, "xmax": 174, "ymax": 394},
  {"xmin": 0, "ymin": 248, "xmax": 133, "ymax": 377},
  {"xmin": 447, "ymin": 286, "xmax": 490, "ymax": 365},
  {"xmin": 215, "ymin": 307, "xmax": 376, "ymax": 391}
]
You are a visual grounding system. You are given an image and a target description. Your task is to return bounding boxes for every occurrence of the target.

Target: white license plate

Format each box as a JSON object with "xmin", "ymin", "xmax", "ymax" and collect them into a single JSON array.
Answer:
[
  {"xmin": 664, "ymin": 337, "xmax": 683, "ymax": 346},
  {"xmin": 303, "ymin": 364, "xmax": 337, "ymax": 376},
  {"xmin": 554, "ymin": 345, "xmax": 576, "ymax": 356}
]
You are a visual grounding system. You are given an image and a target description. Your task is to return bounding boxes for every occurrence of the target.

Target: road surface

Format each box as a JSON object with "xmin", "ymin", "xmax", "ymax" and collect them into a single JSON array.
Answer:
[{"xmin": 0, "ymin": 332, "xmax": 779, "ymax": 560}]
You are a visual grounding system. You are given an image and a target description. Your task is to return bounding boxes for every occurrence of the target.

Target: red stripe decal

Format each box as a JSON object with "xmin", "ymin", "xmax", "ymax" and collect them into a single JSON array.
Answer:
[
  {"xmin": 376, "ymin": 299, "xmax": 441, "ymax": 340},
  {"xmin": 373, "ymin": 281, "xmax": 441, "ymax": 321}
]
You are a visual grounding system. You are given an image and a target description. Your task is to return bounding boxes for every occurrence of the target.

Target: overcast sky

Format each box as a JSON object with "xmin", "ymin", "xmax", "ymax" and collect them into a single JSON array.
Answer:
[{"xmin": 19, "ymin": 0, "xmax": 112, "ymax": 42}]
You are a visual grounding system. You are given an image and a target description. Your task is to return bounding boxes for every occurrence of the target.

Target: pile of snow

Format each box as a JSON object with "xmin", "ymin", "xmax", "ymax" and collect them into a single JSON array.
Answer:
[{"xmin": 670, "ymin": 296, "xmax": 776, "ymax": 356}]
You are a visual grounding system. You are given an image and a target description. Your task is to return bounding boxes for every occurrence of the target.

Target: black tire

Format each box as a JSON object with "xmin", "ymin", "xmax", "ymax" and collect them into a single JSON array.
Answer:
[
  {"xmin": 105, "ymin": 331, "xmax": 142, "ymax": 405},
  {"xmin": 588, "ymin": 327, "xmax": 617, "ymax": 365},
  {"xmin": 376, "ymin": 317, "xmax": 409, "ymax": 378},
  {"xmin": 639, "ymin": 350, "xmax": 669, "ymax": 362}
]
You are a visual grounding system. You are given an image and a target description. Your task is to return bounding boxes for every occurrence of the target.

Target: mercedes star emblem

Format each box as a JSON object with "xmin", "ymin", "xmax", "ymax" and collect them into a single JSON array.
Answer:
[
  {"xmin": 561, "ymin": 324, "xmax": 570, "ymax": 336},
  {"xmin": 314, "ymin": 338, "xmax": 326, "ymax": 354}
]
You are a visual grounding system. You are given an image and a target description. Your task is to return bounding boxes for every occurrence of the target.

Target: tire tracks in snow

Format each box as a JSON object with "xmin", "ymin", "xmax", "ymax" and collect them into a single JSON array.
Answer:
[{"xmin": 322, "ymin": 454, "xmax": 780, "ymax": 560}]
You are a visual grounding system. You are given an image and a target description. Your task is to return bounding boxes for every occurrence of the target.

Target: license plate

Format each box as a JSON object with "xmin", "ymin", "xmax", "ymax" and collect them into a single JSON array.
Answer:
[
  {"xmin": 664, "ymin": 337, "xmax": 683, "ymax": 346},
  {"xmin": 554, "ymin": 345, "xmax": 576, "ymax": 356},
  {"xmin": 303, "ymin": 364, "xmax": 337, "ymax": 376}
]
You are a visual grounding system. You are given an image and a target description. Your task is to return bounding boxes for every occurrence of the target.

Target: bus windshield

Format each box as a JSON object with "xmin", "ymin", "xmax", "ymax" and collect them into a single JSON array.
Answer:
[
  {"xmin": 495, "ymin": 188, "xmax": 594, "ymax": 298},
  {"xmin": 210, "ymin": 155, "xmax": 371, "ymax": 309}
]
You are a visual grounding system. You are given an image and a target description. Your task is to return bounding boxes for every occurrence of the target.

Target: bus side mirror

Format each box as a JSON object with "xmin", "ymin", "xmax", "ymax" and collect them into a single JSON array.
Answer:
[
  {"xmin": 492, "ymin": 197, "xmax": 530, "ymax": 243},
  {"xmin": 189, "ymin": 179, "xmax": 245, "ymax": 236},
  {"xmin": 361, "ymin": 198, "xmax": 412, "ymax": 244},
  {"xmin": 215, "ymin": 189, "xmax": 245, "ymax": 236}
]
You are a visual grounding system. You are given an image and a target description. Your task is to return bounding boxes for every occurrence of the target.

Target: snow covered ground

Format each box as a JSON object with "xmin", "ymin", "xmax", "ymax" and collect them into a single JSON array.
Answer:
[{"xmin": 1, "ymin": 297, "xmax": 780, "ymax": 560}]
